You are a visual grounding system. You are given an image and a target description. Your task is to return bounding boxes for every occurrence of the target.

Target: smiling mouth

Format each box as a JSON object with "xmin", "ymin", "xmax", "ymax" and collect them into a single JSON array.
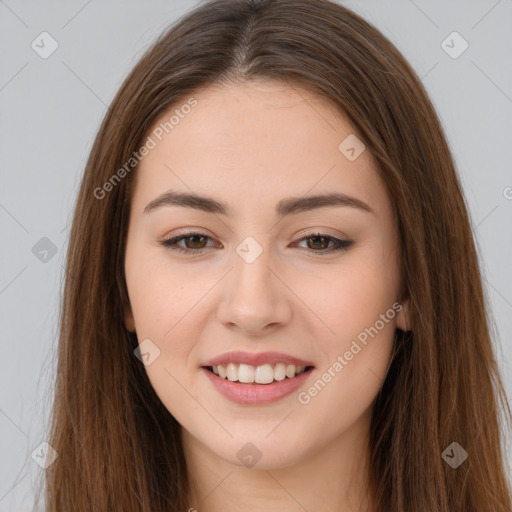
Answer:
[{"xmin": 203, "ymin": 363, "xmax": 315, "ymax": 385}]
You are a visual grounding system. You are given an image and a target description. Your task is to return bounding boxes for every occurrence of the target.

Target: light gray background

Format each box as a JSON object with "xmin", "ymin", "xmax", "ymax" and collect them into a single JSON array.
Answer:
[{"xmin": 1, "ymin": 1, "xmax": 511, "ymax": 510}]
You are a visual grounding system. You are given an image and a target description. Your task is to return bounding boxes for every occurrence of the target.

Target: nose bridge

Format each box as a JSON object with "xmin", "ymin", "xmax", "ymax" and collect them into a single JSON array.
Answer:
[{"xmin": 216, "ymin": 235, "xmax": 291, "ymax": 334}]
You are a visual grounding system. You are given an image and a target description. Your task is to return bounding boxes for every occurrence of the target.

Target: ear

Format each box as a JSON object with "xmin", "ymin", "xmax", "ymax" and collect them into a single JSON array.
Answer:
[
  {"xmin": 396, "ymin": 298, "xmax": 412, "ymax": 332},
  {"xmin": 124, "ymin": 305, "xmax": 136, "ymax": 333}
]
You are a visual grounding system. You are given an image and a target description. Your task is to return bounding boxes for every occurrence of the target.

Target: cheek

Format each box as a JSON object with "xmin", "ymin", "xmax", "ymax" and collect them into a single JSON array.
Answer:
[
  {"xmin": 308, "ymin": 249, "xmax": 400, "ymax": 347},
  {"xmin": 124, "ymin": 253, "xmax": 204, "ymax": 421},
  {"xmin": 302, "ymin": 245, "xmax": 400, "ymax": 410},
  {"xmin": 124, "ymin": 248, "xmax": 202, "ymax": 389},
  {"xmin": 126, "ymin": 248, "xmax": 197, "ymax": 332}
]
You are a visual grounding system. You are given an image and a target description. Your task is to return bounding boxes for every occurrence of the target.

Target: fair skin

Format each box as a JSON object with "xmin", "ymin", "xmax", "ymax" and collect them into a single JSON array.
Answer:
[{"xmin": 124, "ymin": 79, "xmax": 410, "ymax": 512}]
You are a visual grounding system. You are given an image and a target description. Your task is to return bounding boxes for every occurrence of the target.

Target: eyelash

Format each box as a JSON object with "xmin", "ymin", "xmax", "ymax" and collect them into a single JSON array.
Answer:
[{"xmin": 160, "ymin": 231, "xmax": 353, "ymax": 256}]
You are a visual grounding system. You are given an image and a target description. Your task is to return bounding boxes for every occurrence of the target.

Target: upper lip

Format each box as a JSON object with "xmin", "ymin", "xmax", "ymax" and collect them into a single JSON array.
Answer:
[{"xmin": 202, "ymin": 351, "xmax": 314, "ymax": 368}]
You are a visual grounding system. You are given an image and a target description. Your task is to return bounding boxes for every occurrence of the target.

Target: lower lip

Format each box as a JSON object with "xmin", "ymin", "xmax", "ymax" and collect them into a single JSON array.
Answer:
[{"xmin": 201, "ymin": 367, "xmax": 314, "ymax": 405}]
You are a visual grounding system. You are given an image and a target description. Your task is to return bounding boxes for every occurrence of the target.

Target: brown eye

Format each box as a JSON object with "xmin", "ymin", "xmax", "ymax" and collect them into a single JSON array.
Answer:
[
  {"xmin": 182, "ymin": 234, "xmax": 209, "ymax": 249},
  {"xmin": 161, "ymin": 232, "xmax": 217, "ymax": 253},
  {"xmin": 295, "ymin": 232, "xmax": 353, "ymax": 255},
  {"xmin": 305, "ymin": 235, "xmax": 330, "ymax": 251},
  {"xmin": 161, "ymin": 231, "xmax": 352, "ymax": 256}
]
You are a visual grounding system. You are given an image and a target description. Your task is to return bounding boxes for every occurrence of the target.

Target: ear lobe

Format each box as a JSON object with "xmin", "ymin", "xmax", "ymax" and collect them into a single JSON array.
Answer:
[
  {"xmin": 396, "ymin": 298, "xmax": 412, "ymax": 332},
  {"xmin": 124, "ymin": 306, "xmax": 136, "ymax": 333}
]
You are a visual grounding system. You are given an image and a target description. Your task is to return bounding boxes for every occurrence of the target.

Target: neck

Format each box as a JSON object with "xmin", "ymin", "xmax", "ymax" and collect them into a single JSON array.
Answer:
[{"xmin": 182, "ymin": 408, "xmax": 374, "ymax": 512}]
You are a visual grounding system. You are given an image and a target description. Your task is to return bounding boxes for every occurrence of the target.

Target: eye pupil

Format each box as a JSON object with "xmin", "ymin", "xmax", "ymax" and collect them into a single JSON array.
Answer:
[
  {"xmin": 187, "ymin": 235, "xmax": 207, "ymax": 248},
  {"xmin": 308, "ymin": 236, "xmax": 329, "ymax": 250}
]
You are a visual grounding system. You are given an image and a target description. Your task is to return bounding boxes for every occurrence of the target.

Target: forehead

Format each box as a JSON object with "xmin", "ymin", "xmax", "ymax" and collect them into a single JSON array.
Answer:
[{"xmin": 131, "ymin": 79, "xmax": 389, "ymax": 218}]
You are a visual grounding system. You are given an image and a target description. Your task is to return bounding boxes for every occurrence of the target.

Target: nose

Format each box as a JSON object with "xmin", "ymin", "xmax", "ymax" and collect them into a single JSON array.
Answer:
[{"xmin": 216, "ymin": 247, "xmax": 293, "ymax": 337}]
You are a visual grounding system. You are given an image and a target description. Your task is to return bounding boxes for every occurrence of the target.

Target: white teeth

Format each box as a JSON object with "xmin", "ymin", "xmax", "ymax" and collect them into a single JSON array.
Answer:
[
  {"xmin": 211, "ymin": 363, "xmax": 309, "ymax": 383},
  {"xmin": 255, "ymin": 364, "xmax": 274, "ymax": 384},
  {"xmin": 226, "ymin": 363, "xmax": 238, "ymax": 382},
  {"xmin": 274, "ymin": 363, "xmax": 286, "ymax": 381},
  {"xmin": 238, "ymin": 363, "xmax": 255, "ymax": 383}
]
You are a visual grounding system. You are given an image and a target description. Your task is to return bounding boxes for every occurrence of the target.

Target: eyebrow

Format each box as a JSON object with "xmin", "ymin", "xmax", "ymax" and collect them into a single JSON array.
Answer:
[{"xmin": 143, "ymin": 190, "xmax": 375, "ymax": 217}]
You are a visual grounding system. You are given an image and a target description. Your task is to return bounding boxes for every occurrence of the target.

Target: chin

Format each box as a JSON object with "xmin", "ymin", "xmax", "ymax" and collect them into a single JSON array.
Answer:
[{"xmin": 210, "ymin": 433, "xmax": 310, "ymax": 470}]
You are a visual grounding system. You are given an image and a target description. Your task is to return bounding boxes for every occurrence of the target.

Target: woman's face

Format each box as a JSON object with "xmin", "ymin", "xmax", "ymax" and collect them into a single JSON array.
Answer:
[{"xmin": 124, "ymin": 79, "xmax": 409, "ymax": 469}]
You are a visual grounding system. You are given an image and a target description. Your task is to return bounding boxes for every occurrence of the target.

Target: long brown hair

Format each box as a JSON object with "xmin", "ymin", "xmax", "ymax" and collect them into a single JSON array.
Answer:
[{"xmin": 39, "ymin": 0, "xmax": 512, "ymax": 510}]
